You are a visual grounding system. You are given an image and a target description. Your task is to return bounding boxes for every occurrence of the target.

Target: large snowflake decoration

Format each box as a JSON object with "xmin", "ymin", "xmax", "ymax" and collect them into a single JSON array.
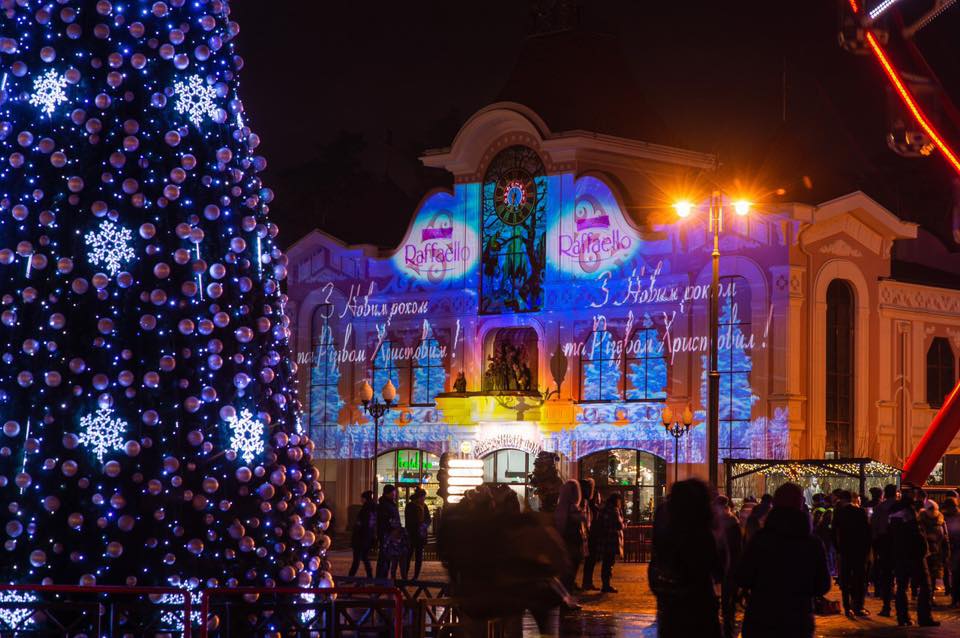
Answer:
[
  {"xmin": 78, "ymin": 406, "xmax": 127, "ymax": 464},
  {"xmin": 227, "ymin": 409, "xmax": 265, "ymax": 464},
  {"xmin": 0, "ymin": 591, "xmax": 36, "ymax": 630},
  {"xmin": 28, "ymin": 69, "xmax": 68, "ymax": 115},
  {"xmin": 173, "ymin": 75, "xmax": 219, "ymax": 127},
  {"xmin": 85, "ymin": 220, "xmax": 136, "ymax": 276}
]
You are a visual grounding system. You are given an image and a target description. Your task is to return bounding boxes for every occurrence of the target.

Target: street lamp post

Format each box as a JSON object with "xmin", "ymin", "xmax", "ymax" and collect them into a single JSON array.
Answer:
[
  {"xmin": 661, "ymin": 404, "xmax": 695, "ymax": 485},
  {"xmin": 360, "ymin": 378, "xmax": 396, "ymax": 495},
  {"xmin": 708, "ymin": 191, "xmax": 722, "ymax": 492},
  {"xmin": 675, "ymin": 193, "xmax": 750, "ymax": 490}
]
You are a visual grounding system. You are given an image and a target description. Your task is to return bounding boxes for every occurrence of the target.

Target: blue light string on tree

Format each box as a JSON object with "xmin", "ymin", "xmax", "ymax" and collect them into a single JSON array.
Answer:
[{"xmin": 0, "ymin": 0, "xmax": 332, "ymax": 607}]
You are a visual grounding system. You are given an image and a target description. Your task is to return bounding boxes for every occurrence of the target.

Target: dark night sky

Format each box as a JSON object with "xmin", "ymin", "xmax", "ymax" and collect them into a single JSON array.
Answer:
[{"xmin": 229, "ymin": 1, "xmax": 960, "ymax": 250}]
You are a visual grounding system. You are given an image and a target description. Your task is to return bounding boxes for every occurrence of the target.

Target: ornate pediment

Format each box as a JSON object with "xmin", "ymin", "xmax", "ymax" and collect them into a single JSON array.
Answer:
[{"xmin": 818, "ymin": 239, "xmax": 863, "ymax": 258}]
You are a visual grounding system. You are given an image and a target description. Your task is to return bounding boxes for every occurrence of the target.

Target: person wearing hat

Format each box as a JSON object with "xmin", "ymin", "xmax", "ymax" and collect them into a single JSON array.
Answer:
[
  {"xmin": 736, "ymin": 482, "xmax": 831, "ymax": 638},
  {"xmin": 349, "ymin": 490, "xmax": 377, "ymax": 577}
]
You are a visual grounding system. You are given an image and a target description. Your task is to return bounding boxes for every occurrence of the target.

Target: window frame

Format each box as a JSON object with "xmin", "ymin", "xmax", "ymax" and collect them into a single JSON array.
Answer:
[
  {"xmin": 825, "ymin": 280, "xmax": 855, "ymax": 459},
  {"xmin": 927, "ymin": 337, "xmax": 956, "ymax": 409},
  {"xmin": 308, "ymin": 304, "xmax": 339, "ymax": 450},
  {"xmin": 411, "ymin": 337, "xmax": 445, "ymax": 406},
  {"xmin": 579, "ymin": 328, "xmax": 621, "ymax": 402}
]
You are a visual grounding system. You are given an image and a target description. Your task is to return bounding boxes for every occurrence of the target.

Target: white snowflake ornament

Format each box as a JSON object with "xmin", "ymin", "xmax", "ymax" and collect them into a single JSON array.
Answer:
[
  {"xmin": 28, "ymin": 69, "xmax": 68, "ymax": 115},
  {"xmin": 85, "ymin": 220, "xmax": 136, "ymax": 276},
  {"xmin": 78, "ymin": 406, "xmax": 127, "ymax": 464},
  {"xmin": 0, "ymin": 590, "xmax": 36, "ymax": 630},
  {"xmin": 174, "ymin": 75, "xmax": 219, "ymax": 127},
  {"xmin": 227, "ymin": 409, "xmax": 265, "ymax": 464}
]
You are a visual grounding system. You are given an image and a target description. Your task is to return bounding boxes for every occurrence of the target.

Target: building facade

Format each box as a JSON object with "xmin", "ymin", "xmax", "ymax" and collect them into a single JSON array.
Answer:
[{"xmin": 287, "ymin": 103, "xmax": 960, "ymax": 528}]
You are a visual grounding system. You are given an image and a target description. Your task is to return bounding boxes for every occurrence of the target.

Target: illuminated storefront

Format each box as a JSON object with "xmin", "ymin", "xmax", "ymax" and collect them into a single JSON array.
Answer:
[{"xmin": 289, "ymin": 102, "xmax": 960, "ymax": 529}]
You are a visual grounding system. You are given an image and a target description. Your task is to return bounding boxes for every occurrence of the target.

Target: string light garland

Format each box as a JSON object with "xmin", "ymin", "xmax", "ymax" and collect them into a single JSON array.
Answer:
[{"xmin": 0, "ymin": 0, "xmax": 329, "ymax": 623}]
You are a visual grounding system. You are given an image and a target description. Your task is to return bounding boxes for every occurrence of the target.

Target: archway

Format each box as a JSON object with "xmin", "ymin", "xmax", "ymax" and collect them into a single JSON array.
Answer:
[
  {"xmin": 376, "ymin": 449, "xmax": 441, "ymax": 515},
  {"xmin": 579, "ymin": 449, "xmax": 667, "ymax": 522}
]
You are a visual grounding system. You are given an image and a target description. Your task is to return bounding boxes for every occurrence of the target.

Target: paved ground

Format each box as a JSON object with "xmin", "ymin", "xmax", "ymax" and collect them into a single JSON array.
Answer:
[{"xmin": 327, "ymin": 550, "xmax": 960, "ymax": 636}]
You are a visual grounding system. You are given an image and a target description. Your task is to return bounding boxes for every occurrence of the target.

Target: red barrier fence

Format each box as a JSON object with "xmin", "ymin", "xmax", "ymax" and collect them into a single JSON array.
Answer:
[
  {"xmin": 199, "ymin": 586, "xmax": 404, "ymax": 638},
  {"xmin": 0, "ymin": 583, "xmax": 404, "ymax": 637},
  {"xmin": 0, "ymin": 583, "xmax": 193, "ymax": 638}
]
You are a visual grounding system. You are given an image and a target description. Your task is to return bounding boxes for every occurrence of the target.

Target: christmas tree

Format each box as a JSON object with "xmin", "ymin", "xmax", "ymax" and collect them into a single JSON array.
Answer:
[{"xmin": 0, "ymin": 0, "xmax": 328, "ymax": 595}]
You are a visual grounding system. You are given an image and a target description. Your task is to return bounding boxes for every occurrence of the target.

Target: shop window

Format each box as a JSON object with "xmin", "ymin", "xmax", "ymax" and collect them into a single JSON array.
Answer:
[
  {"xmin": 927, "ymin": 337, "xmax": 955, "ymax": 408},
  {"xmin": 625, "ymin": 314, "xmax": 667, "ymax": 401},
  {"xmin": 580, "ymin": 329, "xmax": 620, "ymax": 401},
  {"xmin": 376, "ymin": 449, "xmax": 441, "ymax": 516},
  {"xmin": 826, "ymin": 280, "xmax": 855, "ymax": 459}
]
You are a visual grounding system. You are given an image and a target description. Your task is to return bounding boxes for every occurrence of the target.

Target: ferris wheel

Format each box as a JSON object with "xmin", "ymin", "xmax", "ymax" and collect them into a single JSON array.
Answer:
[{"xmin": 840, "ymin": 0, "xmax": 960, "ymax": 175}]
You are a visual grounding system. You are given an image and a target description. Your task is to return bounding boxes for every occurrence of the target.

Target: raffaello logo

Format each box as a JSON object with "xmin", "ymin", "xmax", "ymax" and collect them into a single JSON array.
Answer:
[
  {"xmin": 558, "ymin": 226, "xmax": 633, "ymax": 274},
  {"xmin": 404, "ymin": 235, "xmax": 471, "ymax": 274}
]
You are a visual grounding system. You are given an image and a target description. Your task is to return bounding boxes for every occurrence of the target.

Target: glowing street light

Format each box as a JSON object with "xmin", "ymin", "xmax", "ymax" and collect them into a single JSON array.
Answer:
[
  {"xmin": 672, "ymin": 192, "xmax": 754, "ymax": 490},
  {"xmin": 673, "ymin": 200, "xmax": 694, "ymax": 218},
  {"xmin": 360, "ymin": 378, "xmax": 397, "ymax": 493}
]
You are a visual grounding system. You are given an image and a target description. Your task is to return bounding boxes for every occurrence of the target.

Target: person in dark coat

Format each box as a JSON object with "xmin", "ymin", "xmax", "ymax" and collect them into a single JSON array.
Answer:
[
  {"xmin": 437, "ymin": 484, "xmax": 571, "ymax": 636},
  {"xmin": 402, "ymin": 488, "xmax": 431, "ymax": 580},
  {"xmin": 832, "ymin": 489, "xmax": 871, "ymax": 616},
  {"xmin": 715, "ymin": 495, "xmax": 743, "ymax": 638},
  {"xmin": 650, "ymin": 479, "xmax": 722, "ymax": 638},
  {"xmin": 736, "ymin": 482, "xmax": 831, "ymax": 638},
  {"xmin": 375, "ymin": 484, "xmax": 405, "ymax": 579},
  {"xmin": 596, "ymin": 492, "xmax": 624, "ymax": 593},
  {"xmin": 349, "ymin": 490, "xmax": 377, "ymax": 577},
  {"xmin": 745, "ymin": 493, "xmax": 773, "ymax": 542},
  {"xmin": 579, "ymin": 478, "xmax": 602, "ymax": 590},
  {"xmin": 554, "ymin": 479, "xmax": 586, "ymax": 597},
  {"xmin": 871, "ymin": 483, "xmax": 898, "ymax": 616},
  {"xmin": 942, "ymin": 497, "xmax": 960, "ymax": 606},
  {"xmin": 890, "ymin": 491, "xmax": 939, "ymax": 627}
]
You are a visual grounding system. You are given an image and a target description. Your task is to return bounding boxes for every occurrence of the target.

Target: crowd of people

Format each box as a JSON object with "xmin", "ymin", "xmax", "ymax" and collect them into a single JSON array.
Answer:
[
  {"xmin": 348, "ymin": 484, "xmax": 432, "ymax": 581},
  {"xmin": 346, "ymin": 477, "xmax": 960, "ymax": 637},
  {"xmin": 651, "ymin": 479, "xmax": 959, "ymax": 637}
]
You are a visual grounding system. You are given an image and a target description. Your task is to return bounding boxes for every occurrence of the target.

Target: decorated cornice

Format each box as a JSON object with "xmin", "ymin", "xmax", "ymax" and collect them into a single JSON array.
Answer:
[{"xmin": 878, "ymin": 280, "xmax": 960, "ymax": 317}]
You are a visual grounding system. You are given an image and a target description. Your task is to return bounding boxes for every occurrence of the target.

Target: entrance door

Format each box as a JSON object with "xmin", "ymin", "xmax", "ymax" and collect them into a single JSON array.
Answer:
[
  {"xmin": 579, "ymin": 449, "xmax": 666, "ymax": 522},
  {"xmin": 482, "ymin": 449, "xmax": 532, "ymax": 505}
]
